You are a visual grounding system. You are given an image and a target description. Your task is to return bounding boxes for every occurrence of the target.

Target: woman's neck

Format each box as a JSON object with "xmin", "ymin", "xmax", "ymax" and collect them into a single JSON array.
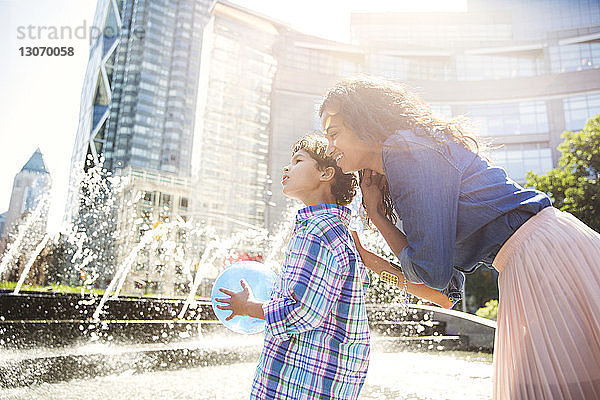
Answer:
[{"xmin": 368, "ymin": 144, "xmax": 385, "ymax": 175}]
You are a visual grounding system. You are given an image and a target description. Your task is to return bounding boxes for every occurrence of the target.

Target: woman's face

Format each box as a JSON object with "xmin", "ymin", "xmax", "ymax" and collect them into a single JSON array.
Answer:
[{"xmin": 322, "ymin": 112, "xmax": 374, "ymax": 173}]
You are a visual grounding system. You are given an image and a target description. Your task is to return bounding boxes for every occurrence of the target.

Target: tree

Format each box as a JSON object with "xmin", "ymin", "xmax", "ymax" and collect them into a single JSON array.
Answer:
[{"xmin": 526, "ymin": 115, "xmax": 600, "ymax": 232}]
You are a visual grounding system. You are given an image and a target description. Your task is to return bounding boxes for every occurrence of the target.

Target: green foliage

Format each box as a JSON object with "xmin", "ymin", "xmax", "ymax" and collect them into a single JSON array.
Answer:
[
  {"xmin": 0, "ymin": 281, "xmax": 106, "ymax": 295},
  {"xmin": 463, "ymin": 267, "xmax": 498, "ymax": 313},
  {"xmin": 0, "ymin": 281, "xmax": 208, "ymax": 299},
  {"xmin": 526, "ymin": 115, "xmax": 600, "ymax": 232},
  {"xmin": 475, "ymin": 299, "xmax": 498, "ymax": 320}
]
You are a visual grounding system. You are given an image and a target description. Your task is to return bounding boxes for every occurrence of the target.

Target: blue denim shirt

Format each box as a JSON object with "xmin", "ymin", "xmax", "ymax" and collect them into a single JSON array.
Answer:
[{"xmin": 382, "ymin": 130, "xmax": 551, "ymax": 304}]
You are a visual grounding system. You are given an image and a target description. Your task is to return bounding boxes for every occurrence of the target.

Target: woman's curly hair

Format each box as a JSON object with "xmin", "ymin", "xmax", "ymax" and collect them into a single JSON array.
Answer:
[
  {"xmin": 319, "ymin": 77, "xmax": 483, "ymax": 224},
  {"xmin": 292, "ymin": 134, "xmax": 357, "ymax": 206}
]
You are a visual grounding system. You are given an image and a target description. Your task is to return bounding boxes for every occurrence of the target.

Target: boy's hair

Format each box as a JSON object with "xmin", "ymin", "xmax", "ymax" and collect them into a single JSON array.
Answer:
[{"xmin": 292, "ymin": 134, "xmax": 357, "ymax": 206}]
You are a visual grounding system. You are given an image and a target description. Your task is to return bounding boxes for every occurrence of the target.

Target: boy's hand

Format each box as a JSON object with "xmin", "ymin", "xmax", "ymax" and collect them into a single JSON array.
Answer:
[
  {"xmin": 349, "ymin": 230, "xmax": 364, "ymax": 251},
  {"xmin": 215, "ymin": 279, "xmax": 253, "ymax": 321}
]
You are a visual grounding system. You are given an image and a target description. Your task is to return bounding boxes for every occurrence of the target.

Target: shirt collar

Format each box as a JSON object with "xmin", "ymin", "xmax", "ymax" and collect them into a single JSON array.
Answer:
[{"xmin": 295, "ymin": 203, "xmax": 351, "ymax": 230}]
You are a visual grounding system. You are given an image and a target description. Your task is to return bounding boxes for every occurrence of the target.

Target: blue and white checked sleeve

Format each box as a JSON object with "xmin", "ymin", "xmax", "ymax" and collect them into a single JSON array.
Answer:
[{"xmin": 263, "ymin": 232, "xmax": 347, "ymax": 341}]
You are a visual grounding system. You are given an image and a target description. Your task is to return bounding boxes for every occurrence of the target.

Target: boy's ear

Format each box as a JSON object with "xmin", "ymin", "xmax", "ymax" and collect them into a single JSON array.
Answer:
[{"xmin": 320, "ymin": 166, "xmax": 335, "ymax": 182}]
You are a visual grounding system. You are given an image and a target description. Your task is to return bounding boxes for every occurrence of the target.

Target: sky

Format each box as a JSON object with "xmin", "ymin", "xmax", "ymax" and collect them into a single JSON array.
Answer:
[{"xmin": 0, "ymin": 0, "xmax": 466, "ymax": 233}]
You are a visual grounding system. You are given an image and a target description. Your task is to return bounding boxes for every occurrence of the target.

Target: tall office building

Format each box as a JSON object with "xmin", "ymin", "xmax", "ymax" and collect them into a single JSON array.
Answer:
[
  {"xmin": 192, "ymin": 1, "xmax": 365, "ymax": 234},
  {"xmin": 0, "ymin": 149, "xmax": 51, "ymax": 275},
  {"xmin": 68, "ymin": 0, "xmax": 211, "ymax": 294},
  {"xmin": 351, "ymin": 0, "xmax": 600, "ymax": 182},
  {"xmin": 70, "ymin": 0, "xmax": 210, "ymax": 178},
  {"xmin": 191, "ymin": 2, "xmax": 278, "ymax": 235},
  {"xmin": 1, "ymin": 149, "xmax": 51, "ymax": 241}
]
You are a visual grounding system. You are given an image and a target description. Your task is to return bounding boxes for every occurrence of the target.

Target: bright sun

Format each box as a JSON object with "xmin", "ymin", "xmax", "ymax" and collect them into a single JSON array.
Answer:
[{"xmin": 233, "ymin": 0, "xmax": 467, "ymax": 42}]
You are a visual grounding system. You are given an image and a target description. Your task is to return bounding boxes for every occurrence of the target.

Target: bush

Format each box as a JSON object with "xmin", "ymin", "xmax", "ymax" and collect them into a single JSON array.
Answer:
[{"xmin": 475, "ymin": 299, "xmax": 498, "ymax": 320}]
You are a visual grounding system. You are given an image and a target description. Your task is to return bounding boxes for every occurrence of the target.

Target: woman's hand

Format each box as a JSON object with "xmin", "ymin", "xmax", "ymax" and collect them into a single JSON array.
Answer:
[
  {"xmin": 360, "ymin": 169, "xmax": 386, "ymax": 222},
  {"xmin": 215, "ymin": 279, "xmax": 253, "ymax": 321}
]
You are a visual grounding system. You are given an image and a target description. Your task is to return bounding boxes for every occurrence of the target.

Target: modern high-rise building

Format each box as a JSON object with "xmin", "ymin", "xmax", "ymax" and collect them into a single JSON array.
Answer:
[
  {"xmin": 68, "ymin": 0, "xmax": 211, "ymax": 294},
  {"xmin": 1, "ymin": 149, "xmax": 51, "ymax": 241},
  {"xmin": 70, "ymin": 0, "xmax": 210, "ymax": 179},
  {"xmin": 351, "ymin": 0, "xmax": 600, "ymax": 182},
  {"xmin": 68, "ymin": 0, "xmax": 211, "ymax": 222},
  {"xmin": 192, "ymin": 1, "xmax": 365, "ymax": 234},
  {"xmin": 0, "ymin": 149, "xmax": 51, "ymax": 273}
]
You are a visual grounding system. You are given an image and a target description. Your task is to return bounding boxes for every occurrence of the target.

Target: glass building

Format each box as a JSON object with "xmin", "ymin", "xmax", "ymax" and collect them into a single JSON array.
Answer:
[
  {"xmin": 191, "ymin": 3, "xmax": 278, "ymax": 235},
  {"xmin": 193, "ymin": 0, "xmax": 599, "ymax": 235},
  {"xmin": 0, "ymin": 149, "xmax": 51, "ymax": 277},
  {"xmin": 192, "ymin": 2, "xmax": 364, "ymax": 234},
  {"xmin": 68, "ymin": 0, "xmax": 211, "ymax": 293},
  {"xmin": 1, "ymin": 149, "xmax": 51, "ymax": 242},
  {"xmin": 351, "ymin": 0, "xmax": 600, "ymax": 182},
  {"xmin": 70, "ymin": 0, "xmax": 210, "ymax": 177},
  {"xmin": 68, "ymin": 0, "xmax": 210, "ymax": 217}
]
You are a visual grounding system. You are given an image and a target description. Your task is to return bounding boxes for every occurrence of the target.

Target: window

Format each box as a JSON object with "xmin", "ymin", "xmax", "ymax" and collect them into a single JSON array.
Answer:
[
  {"xmin": 142, "ymin": 191, "xmax": 155, "ymax": 205},
  {"xmin": 490, "ymin": 144, "xmax": 553, "ymax": 183},
  {"xmin": 550, "ymin": 43, "xmax": 600, "ymax": 73},
  {"xmin": 563, "ymin": 93, "xmax": 600, "ymax": 131},
  {"xmin": 468, "ymin": 100, "xmax": 548, "ymax": 136},
  {"xmin": 179, "ymin": 197, "xmax": 188, "ymax": 209},
  {"xmin": 139, "ymin": 207, "xmax": 152, "ymax": 223},
  {"xmin": 176, "ymin": 229, "xmax": 186, "ymax": 243},
  {"xmin": 159, "ymin": 193, "xmax": 172, "ymax": 208},
  {"xmin": 175, "ymin": 265, "xmax": 183, "ymax": 276}
]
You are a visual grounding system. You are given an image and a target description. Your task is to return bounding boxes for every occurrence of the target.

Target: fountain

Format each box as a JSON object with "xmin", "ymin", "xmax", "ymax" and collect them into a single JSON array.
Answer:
[{"xmin": 0, "ymin": 163, "xmax": 496, "ymax": 399}]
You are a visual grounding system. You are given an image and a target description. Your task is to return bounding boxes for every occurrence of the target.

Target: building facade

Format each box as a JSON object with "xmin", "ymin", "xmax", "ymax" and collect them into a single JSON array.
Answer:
[
  {"xmin": 1, "ymin": 149, "xmax": 51, "ymax": 242},
  {"xmin": 0, "ymin": 149, "xmax": 51, "ymax": 278},
  {"xmin": 351, "ymin": 0, "xmax": 600, "ymax": 182},
  {"xmin": 191, "ymin": 2, "xmax": 278, "ymax": 235},
  {"xmin": 192, "ymin": 1, "xmax": 365, "ymax": 234},
  {"xmin": 70, "ymin": 0, "xmax": 210, "ymax": 179},
  {"xmin": 68, "ymin": 0, "xmax": 211, "ymax": 294},
  {"xmin": 114, "ymin": 167, "xmax": 192, "ymax": 296}
]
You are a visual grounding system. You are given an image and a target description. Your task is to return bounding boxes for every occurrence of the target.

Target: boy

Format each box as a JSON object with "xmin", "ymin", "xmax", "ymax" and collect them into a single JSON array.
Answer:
[{"xmin": 216, "ymin": 134, "xmax": 370, "ymax": 399}]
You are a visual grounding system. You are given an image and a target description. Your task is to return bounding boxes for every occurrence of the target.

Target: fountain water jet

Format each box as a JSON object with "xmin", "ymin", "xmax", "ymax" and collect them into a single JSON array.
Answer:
[
  {"xmin": 13, "ymin": 234, "xmax": 51, "ymax": 295},
  {"xmin": 92, "ymin": 221, "xmax": 172, "ymax": 320},
  {"xmin": 0, "ymin": 168, "xmax": 495, "ymax": 398},
  {"xmin": 0, "ymin": 196, "xmax": 49, "ymax": 280}
]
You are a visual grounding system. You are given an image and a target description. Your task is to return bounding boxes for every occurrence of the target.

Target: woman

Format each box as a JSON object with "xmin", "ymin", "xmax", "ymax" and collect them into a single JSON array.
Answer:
[{"xmin": 319, "ymin": 78, "xmax": 600, "ymax": 399}]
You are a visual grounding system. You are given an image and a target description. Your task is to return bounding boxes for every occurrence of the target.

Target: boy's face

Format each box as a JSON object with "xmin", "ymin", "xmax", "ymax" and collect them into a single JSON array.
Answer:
[{"xmin": 282, "ymin": 149, "xmax": 325, "ymax": 203}]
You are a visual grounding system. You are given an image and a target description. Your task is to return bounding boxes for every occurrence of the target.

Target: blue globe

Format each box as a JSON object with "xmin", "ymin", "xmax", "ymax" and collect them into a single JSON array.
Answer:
[{"xmin": 211, "ymin": 261, "xmax": 277, "ymax": 334}]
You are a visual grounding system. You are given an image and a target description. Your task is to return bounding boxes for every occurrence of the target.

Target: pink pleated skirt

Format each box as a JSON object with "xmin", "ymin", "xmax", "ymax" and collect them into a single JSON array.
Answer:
[{"xmin": 493, "ymin": 207, "xmax": 600, "ymax": 399}]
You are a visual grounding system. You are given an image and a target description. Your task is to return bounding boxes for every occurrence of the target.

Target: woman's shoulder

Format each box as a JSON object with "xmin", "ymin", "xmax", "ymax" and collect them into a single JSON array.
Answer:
[{"xmin": 383, "ymin": 129, "xmax": 477, "ymax": 174}]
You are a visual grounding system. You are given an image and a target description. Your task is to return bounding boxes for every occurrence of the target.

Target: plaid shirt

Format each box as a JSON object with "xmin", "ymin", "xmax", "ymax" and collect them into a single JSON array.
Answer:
[{"xmin": 251, "ymin": 204, "xmax": 370, "ymax": 400}]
